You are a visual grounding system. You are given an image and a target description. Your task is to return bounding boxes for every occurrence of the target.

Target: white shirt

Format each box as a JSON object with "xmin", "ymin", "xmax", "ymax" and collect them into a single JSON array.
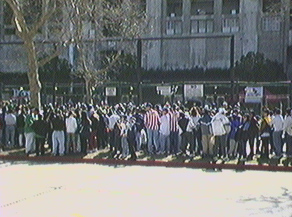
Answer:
[
  {"xmin": 284, "ymin": 115, "xmax": 292, "ymax": 136},
  {"xmin": 271, "ymin": 114, "xmax": 284, "ymax": 132},
  {"xmin": 66, "ymin": 116, "xmax": 77, "ymax": 133},
  {"xmin": 160, "ymin": 114, "xmax": 170, "ymax": 136},
  {"xmin": 5, "ymin": 113, "xmax": 16, "ymax": 126},
  {"xmin": 211, "ymin": 113, "xmax": 229, "ymax": 136},
  {"xmin": 108, "ymin": 114, "xmax": 120, "ymax": 130}
]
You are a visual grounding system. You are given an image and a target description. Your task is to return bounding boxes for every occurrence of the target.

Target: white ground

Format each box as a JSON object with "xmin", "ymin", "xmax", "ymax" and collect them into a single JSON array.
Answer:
[{"xmin": 0, "ymin": 161, "xmax": 292, "ymax": 217}]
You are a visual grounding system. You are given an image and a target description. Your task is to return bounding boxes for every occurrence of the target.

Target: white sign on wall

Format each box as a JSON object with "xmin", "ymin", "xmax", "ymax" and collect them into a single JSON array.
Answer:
[
  {"xmin": 156, "ymin": 86, "xmax": 172, "ymax": 95},
  {"xmin": 105, "ymin": 87, "xmax": 117, "ymax": 96},
  {"xmin": 184, "ymin": 84, "xmax": 204, "ymax": 100}
]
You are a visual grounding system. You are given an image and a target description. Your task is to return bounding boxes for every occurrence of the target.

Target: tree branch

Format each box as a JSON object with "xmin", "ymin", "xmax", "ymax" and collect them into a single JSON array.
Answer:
[
  {"xmin": 4, "ymin": 0, "xmax": 29, "ymax": 36},
  {"xmin": 38, "ymin": 48, "xmax": 62, "ymax": 67},
  {"xmin": 29, "ymin": 0, "xmax": 56, "ymax": 37}
]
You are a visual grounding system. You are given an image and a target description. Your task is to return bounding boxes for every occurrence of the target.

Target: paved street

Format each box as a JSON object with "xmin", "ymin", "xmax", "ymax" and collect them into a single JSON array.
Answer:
[{"xmin": 1, "ymin": 161, "xmax": 292, "ymax": 217}]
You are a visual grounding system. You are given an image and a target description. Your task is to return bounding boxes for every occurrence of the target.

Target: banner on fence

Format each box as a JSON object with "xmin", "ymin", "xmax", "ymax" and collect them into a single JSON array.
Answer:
[
  {"xmin": 184, "ymin": 84, "xmax": 204, "ymax": 100},
  {"xmin": 245, "ymin": 86, "xmax": 263, "ymax": 103}
]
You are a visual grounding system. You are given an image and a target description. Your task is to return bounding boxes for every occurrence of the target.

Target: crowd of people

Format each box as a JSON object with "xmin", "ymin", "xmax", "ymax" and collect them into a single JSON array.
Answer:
[{"xmin": 0, "ymin": 100, "xmax": 291, "ymax": 162}]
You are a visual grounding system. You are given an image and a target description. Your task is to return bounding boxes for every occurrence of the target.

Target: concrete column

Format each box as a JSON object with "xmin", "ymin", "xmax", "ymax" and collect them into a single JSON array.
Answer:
[
  {"xmin": 240, "ymin": 0, "xmax": 259, "ymax": 55},
  {"xmin": 182, "ymin": 0, "xmax": 191, "ymax": 35},
  {"xmin": 144, "ymin": 0, "xmax": 163, "ymax": 69},
  {"xmin": 0, "ymin": 1, "xmax": 4, "ymax": 39},
  {"xmin": 213, "ymin": 0, "xmax": 223, "ymax": 33}
]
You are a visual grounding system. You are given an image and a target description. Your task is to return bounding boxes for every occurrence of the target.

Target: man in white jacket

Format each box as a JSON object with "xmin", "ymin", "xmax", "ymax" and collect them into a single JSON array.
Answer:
[
  {"xmin": 65, "ymin": 111, "xmax": 78, "ymax": 153},
  {"xmin": 211, "ymin": 108, "xmax": 230, "ymax": 159}
]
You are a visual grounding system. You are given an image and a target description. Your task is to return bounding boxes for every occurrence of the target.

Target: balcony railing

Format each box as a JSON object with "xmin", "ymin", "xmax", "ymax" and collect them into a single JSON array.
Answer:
[{"xmin": 165, "ymin": 18, "xmax": 182, "ymax": 35}]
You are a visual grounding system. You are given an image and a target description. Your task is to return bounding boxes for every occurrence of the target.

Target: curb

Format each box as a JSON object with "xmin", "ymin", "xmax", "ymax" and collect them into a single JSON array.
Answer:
[{"xmin": 0, "ymin": 155, "xmax": 292, "ymax": 172}]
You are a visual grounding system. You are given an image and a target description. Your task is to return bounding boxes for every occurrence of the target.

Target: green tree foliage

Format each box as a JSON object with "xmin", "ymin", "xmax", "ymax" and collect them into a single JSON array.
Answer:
[{"xmin": 232, "ymin": 52, "xmax": 285, "ymax": 82}]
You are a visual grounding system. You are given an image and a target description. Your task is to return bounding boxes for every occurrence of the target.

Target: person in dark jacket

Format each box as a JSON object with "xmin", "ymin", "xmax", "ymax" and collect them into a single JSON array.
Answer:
[
  {"xmin": 51, "ymin": 110, "xmax": 65, "ymax": 156},
  {"xmin": 248, "ymin": 111, "xmax": 260, "ymax": 159},
  {"xmin": 237, "ymin": 114, "xmax": 251, "ymax": 160},
  {"xmin": 32, "ymin": 114, "xmax": 49, "ymax": 156},
  {"xmin": 16, "ymin": 106, "xmax": 26, "ymax": 148},
  {"xmin": 79, "ymin": 111, "xmax": 92, "ymax": 154},
  {"xmin": 199, "ymin": 108, "xmax": 214, "ymax": 158}
]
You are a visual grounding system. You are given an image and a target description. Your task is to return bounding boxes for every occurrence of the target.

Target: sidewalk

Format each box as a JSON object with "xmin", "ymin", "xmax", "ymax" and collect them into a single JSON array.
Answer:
[{"xmin": 1, "ymin": 146, "xmax": 292, "ymax": 172}]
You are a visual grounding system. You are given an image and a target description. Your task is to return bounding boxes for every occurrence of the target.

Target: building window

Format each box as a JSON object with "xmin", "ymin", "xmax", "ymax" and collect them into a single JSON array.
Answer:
[
  {"xmin": 191, "ymin": 19, "xmax": 213, "ymax": 33},
  {"xmin": 222, "ymin": 18, "xmax": 239, "ymax": 32},
  {"xmin": 262, "ymin": 16, "xmax": 281, "ymax": 31},
  {"xmin": 191, "ymin": 0, "xmax": 214, "ymax": 15},
  {"xmin": 262, "ymin": 0, "xmax": 281, "ymax": 13},
  {"xmin": 167, "ymin": 0, "xmax": 183, "ymax": 17},
  {"xmin": 166, "ymin": 20, "xmax": 182, "ymax": 35},
  {"xmin": 222, "ymin": 0, "xmax": 240, "ymax": 15}
]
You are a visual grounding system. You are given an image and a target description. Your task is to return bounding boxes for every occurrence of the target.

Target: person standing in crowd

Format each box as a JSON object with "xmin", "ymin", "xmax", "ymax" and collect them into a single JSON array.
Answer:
[
  {"xmin": 79, "ymin": 111, "xmax": 92, "ymax": 154},
  {"xmin": 96, "ymin": 110, "xmax": 107, "ymax": 150},
  {"xmin": 89, "ymin": 111, "xmax": 99, "ymax": 152},
  {"xmin": 127, "ymin": 116, "xmax": 138, "ymax": 160},
  {"xmin": 169, "ymin": 105, "xmax": 180, "ymax": 156},
  {"xmin": 178, "ymin": 111, "xmax": 195, "ymax": 157},
  {"xmin": 0, "ymin": 106, "xmax": 4, "ymax": 151},
  {"xmin": 65, "ymin": 111, "xmax": 78, "ymax": 154},
  {"xmin": 259, "ymin": 110, "xmax": 272, "ymax": 159},
  {"xmin": 271, "ymin": 108, "xmax": 284, "ymax": 157},
  {"xmin": 108, "ymin": 109, "xmax": 120, "ymax": 152},
  {"xmin": 284, "ymin": 108, "xmax": 292, "ymax": 157},
  {"xmin": 24, "ymin": 108, "xmax": 36, "ymax": 156},
  {"xmin": 159, "ymin": 108, "xmax": 171, "ymax": 155},
  {"xmin": 228, "ymin": 113, "xmax": 241, "ymax": 159},
  {"xmin": 190, "ymin": 107, "xmax": 202, "ymax": 156},
  {"xmin": 32, "ymin": 113, "xmax": 49, "ymax": 156},
  {"xmin": 132, "ymin": 107, "xmax": 145, "ymax": 152},
  {"xmin": 248, "ymin": 111, "xmax": 259, "ymax": 159},
  {"xmin": 120, "ymin": 115, "xmax": 129, "ymax": 159},
  {"xmin": 144, "ymin": 103, "xmax": 160, "ymax": 155},
  {"xmin": 4, "ymin": 108, "xmax": 17, "ymax": 148},
  {"xmin": 211, "ymin": 108, "xmax": 230, "ymax": 159},
  {"xmin": 237, "ymin": 114, "xmax": 251, "ymax": 160},
  {"xmin": 16, "ymin": 106, "xmax": 26, "ymax": 148},
  {"xmin": 51, "ymin": 110, "xmax": 66, "ymax": 156},
  {"xmin": 199, "ymin": 108, "xmax": 214, "ymax": 158}
]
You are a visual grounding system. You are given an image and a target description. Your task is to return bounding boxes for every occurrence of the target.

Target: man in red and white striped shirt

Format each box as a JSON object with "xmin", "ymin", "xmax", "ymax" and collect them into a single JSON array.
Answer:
[
  {"xmin": 169, "ymin": 105, "xmax": 180, "ymax": 155},
  {"xmin": 144, "ymin": 103, "xmax": 160, "ymax": 155}
]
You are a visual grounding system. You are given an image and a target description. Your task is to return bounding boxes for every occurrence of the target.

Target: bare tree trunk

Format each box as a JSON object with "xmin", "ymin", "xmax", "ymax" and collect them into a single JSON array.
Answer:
[
  {"xmin": 24, "ymin": 39, "xmax": 41, "ymax": 108},
  {"xmin": 84, "ymin": 77, "xmax": 93, "ymax": 104}
]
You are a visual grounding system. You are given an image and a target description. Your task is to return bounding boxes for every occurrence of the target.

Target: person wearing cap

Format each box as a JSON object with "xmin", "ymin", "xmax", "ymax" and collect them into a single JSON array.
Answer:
[{"xmin": 144, "ymin": 103, "xmax": 160, "ymax": 155}]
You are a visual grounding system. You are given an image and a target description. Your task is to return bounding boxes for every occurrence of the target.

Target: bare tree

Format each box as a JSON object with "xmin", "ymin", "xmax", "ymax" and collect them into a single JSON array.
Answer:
[
  {"xmin": 3, "ymin": 0, "xmax": 66, "ymax": 108},
  {"xmin": 64, "ymin": 0, "xmax": 147, "ymax": 104}
]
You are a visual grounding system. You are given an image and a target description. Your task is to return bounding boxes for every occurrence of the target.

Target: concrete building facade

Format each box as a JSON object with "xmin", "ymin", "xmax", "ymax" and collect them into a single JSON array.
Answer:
[
  {"xmin": 0, "ymin": 0, "xmax": 291, "ymax": 75},
  {"xmin": 144, "ymin": 0, "xmax": 291, "ymax": 72}
]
